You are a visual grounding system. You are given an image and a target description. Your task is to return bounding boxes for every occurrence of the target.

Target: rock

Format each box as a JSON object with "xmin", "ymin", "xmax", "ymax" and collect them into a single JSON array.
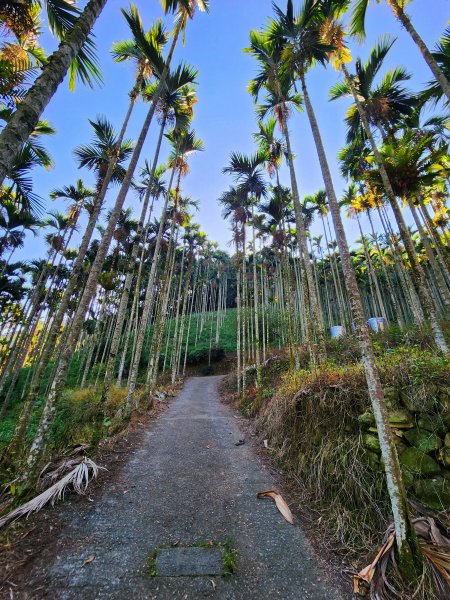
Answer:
[
  {"xmin": 439, "ymin": 447, "xmax": 450, "ymax": 468},
  {"xmin": 417, "ymin": 414, "xmax": 446, "ymax": 435},
  {"xmin": 399, "ymin": 387, "xmax": 434, "ymax": 413},
  {"xmin": 362, "ymin": 433, "xmax": 381, "ymax": 453},
  {"xmin": 445, "ymin": 433, "xmax": 450, "ymax": 448},
  {"xmin": 388, "ymin": 409, "xmax": 414, "ymax": 429},
  {"xmin": 358, "ymin": 411, "xmax": 374, "ymax": 430},
  {"xmin": 399, "ymin": 447, "xmax": 441, "ymax": 477},
  {"xmin": 403, "ymin": 428, "xmax": 442, "ymax": 454},
  {"xmin": 413, "ymin": 477, "xmax": 450, "ymax": 510}
]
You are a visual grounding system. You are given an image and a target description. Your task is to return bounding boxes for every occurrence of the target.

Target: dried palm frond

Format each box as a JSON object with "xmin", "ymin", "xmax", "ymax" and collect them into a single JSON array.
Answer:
[
  {"xmin": 0, "ymin": 458, "xmax": 102, "ymax": 530},
  {"xmin": 353, "ymin": 509, "xmax": 450, "ymax": 600},
  {"xmin": 37, "ymin": 443, "xmax": 90, "ymax": 491}
]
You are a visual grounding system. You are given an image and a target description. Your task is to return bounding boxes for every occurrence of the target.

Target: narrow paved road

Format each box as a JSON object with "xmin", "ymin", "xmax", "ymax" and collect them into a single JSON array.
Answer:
[{"xmin": 22, "ymin": 376, "xmax": 343, "ymax": 599}]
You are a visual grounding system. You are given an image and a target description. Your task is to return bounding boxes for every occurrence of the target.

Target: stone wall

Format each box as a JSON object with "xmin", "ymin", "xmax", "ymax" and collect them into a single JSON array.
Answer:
[{"xmin": 360, "ymin": 385, "xmax": 450, "ymax": 510}]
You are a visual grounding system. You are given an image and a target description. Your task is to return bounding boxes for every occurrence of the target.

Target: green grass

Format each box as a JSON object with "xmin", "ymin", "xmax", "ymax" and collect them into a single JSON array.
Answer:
[{"xmin": 0, "ymin": 309, "xmax": 238, "ymax": 446}]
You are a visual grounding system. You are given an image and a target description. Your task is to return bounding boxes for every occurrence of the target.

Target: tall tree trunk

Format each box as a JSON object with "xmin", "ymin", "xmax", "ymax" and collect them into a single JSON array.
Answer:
[
  {"xmin": 355, "ymin": 214, "xmax": 388, "ymax": 322},
  {"xmin": 388, "ymin": 0, "xmax": 450, "ymax": 102},
  {"xmin": 93, "ymin": 117, "xmax": 166, "ymax": 441},
  {"xmin": 5, "ymin": 101, "xmax": 138, "ymax": 457},
  {"xmin": 147, "ymin": 223, "xmax": 179, "ymax": 393},
  {"xmin": 21, "ymin": 43, "xmax": 180, "ymax": 484},
  {"xmin": 125, "ymin": 165, "xmax": 178, "ymax": 411},
  {"xmin": 236, "ymin": 250, "xmax": 242, "ymax": 395},
  {"xmin": 299, "ymin": 69, "xmax": 420, "ymax": 577},
  {"xmin": 281, "ymin": 107, "xmax": 326, "ymax": 362},
  {"xmin": 0, "ymin": 0, "xmax": 109, "ymax": 183},
  {"xmin": 250, "ymin": 203, "xmax": 262, "ymax": 396},
  {"xmin": 406, "ymin": 196, "xmax": 450, "ymax": 315},
  {"xmin": 366, "ymin": 211, "xmax": 405, "ymax": 327},
  {"xmin": 418, "ymin": 198, "xmax": 450, "ymax": 277},
  {"xmin": 341, "ymin": 63, "xmax": 448, "ymax": 353}
]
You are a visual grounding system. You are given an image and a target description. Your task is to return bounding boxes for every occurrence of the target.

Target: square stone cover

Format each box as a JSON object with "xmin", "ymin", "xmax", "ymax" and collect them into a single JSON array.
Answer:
[{"xmin": 155, "ymin": 547, "xmax": 224, "ymax": 577}]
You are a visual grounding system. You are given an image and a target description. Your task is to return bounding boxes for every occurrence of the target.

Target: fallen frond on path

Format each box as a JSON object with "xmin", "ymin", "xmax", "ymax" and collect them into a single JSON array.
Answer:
[
  {"xmin": 0, "ymin": 457, "xmax": 103, "ymax": 529},
  {"xmin": 257, "ymin": 489, "xmax": 295, "ymax": 525}
]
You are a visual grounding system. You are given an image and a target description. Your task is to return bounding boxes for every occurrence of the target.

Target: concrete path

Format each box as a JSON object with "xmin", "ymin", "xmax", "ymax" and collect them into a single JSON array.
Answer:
[{"xmin": 22, "ymin": 376, "xmax": 344, "ymax": 599}]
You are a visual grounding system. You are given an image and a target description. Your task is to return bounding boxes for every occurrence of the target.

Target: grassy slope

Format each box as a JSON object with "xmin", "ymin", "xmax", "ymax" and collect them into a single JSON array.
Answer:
[{"xmin": 0, "ymin": 309, "xmax": 239, "ymax": 452}]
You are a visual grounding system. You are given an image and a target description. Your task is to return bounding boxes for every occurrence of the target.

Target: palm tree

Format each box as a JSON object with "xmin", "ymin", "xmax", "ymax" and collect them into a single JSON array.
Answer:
[
  {"xmin": 253, "ymin": 117, "xmax": 286, "ymax": 183},
  {"xmin": 49, "ymin": 179, "xmax": 95, "ymax": 245},
  {"xmin": 0, "ymin": 0, "xmax": 107, "ymax": 182},
  {"xmin": 246, "ymin": 25, "xmax": 326, "ymax": 362},
  {"xmin": 218, "ymin": 186, "xmax": 248, "ymax": 394},
  {"xmin": 112, "ymin": 9, "xmax": 167, "ymax": 117},
  {"xmin": 4, "ymin": 119, "xmax": 132, "ymax": 461},
  {"xmin": 223, "ymin": 151, "xmax": 267, "ymax": 396},
  {"xmin": 329, "ymin": 36, "xmax": 416, "ymax": 143},
  {"xmin": 106, "ymin": 65, "xmax": 198, "ymax": 409},
  {"xmin": 1, "ymin": 113, "xmax": 55, "ymax": 216},
  {"xmin": 343, "ymin": 183, "xmax": 405, "ymax": 327},
  {"xmin": 0, "ymin": 202, "xmax": 41, "ymax": 267},
  {"xmin": 420, "ymin": 26, "xmax": 450, "ymax": 108},
  {"xmin": 305, "ymin": 190, "xmax": 348, "ymax": 329},
  {"xmin": 326, "ymin": 20, "xmax": 449, "ymax": 352},
  {"xmin": 110, "ymin": 5, "xmax": 168, "ymax": 147},
  {"xmin": 260, "ymin": 185, "xmax": 300, "ymax": 365},
  {"xmin": 365, "ymin": 131, "xmax": 450, "ymax": 315},
  {"xmin": 271, "ymin": 0, "xmax": 421, "ymax": 574},
  {"xmin": 127, "ymin": 127, "xmax": 204, "ymax": 408},
  {"xmin": 350, "ymin": 0, "xmax": 450, "ymax": 102},
  {"xmin": 0, "ymin": 4, "xmax": 47, "ymax": 110}
]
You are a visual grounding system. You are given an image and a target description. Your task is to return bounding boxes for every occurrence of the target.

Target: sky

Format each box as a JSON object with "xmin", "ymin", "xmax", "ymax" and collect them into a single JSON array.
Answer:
[{"xmin": 17, "ymin": 0, "xmax": 450, "ymax": 261}]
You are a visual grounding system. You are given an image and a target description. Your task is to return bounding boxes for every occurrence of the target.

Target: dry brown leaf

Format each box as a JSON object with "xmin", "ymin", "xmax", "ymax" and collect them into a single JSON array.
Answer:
[
  {"xmin": 353, "ymin": 533, "xmax": 395, "ymax": 594},
  {"xmin": 81, "ymin": 555, "xmax": 95, "ymax": 567},
  {"xmin": 257, "ymin": 489, "xmax": 294, "ymax": 525}
]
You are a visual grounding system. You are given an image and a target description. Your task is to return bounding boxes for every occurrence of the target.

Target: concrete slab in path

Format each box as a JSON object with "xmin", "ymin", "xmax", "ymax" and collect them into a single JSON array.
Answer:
[{"xmin": 22, "ymin": 376, "xmax": 345, "ymax": 599}]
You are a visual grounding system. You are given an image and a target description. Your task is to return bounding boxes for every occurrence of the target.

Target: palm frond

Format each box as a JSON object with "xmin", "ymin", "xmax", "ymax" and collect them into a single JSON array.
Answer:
[
  {"xmin": 0, "ymin": 457, "xmax": 102, "ymax": 529},
  {"xmin": 329, "ymin": 79, "xmax": 350, "ymax": 101},
  {"xmin": 349, "ymin": 0, "xmax": 369, "ymax": 41}
]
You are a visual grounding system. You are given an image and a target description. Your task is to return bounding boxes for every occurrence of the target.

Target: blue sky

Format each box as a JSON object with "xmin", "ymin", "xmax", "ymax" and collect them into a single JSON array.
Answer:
[{"xmin": 21, "ymin": 0, "xmax": 450, "ymax": 260}]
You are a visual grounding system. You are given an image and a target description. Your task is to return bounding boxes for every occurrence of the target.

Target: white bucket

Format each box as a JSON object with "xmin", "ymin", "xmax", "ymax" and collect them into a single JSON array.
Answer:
[
  {"xmin": 330, "ymin": 325, "xmax": 345, "ymax": 338},
  {"xmin": 367, "ymin": 318, "xmax": 379, "ymax": 332}
]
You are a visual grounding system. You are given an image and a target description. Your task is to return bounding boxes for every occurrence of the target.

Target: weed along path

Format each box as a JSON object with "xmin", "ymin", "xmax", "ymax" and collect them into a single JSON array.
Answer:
[{"xmin": 15, "ymin": 376, "xmax": 344, "ymax": 599}]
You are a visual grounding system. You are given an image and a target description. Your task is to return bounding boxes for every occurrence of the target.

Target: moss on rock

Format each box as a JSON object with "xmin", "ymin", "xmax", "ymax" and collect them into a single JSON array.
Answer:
[
  {"xmin": 399, "ymin": 447, "xmax": 441, "ymax": 477},
  {"xmin": 413, "ymin": 476, "xmax": 450, "ymax": 510},
  {"xmin": 388, "ymin": 409, "xmax": 414, "ymax": 429},
  {"xmin": 362, "ymin": 433, "xmax": 381, "ymax": 453},
  {"xmin": 403, "ymin": 428, "xmax": 442, "ymax": 454},
  {"xmin": 417, "ymin": 414, "xmax": 446, "ymax": 435}
]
